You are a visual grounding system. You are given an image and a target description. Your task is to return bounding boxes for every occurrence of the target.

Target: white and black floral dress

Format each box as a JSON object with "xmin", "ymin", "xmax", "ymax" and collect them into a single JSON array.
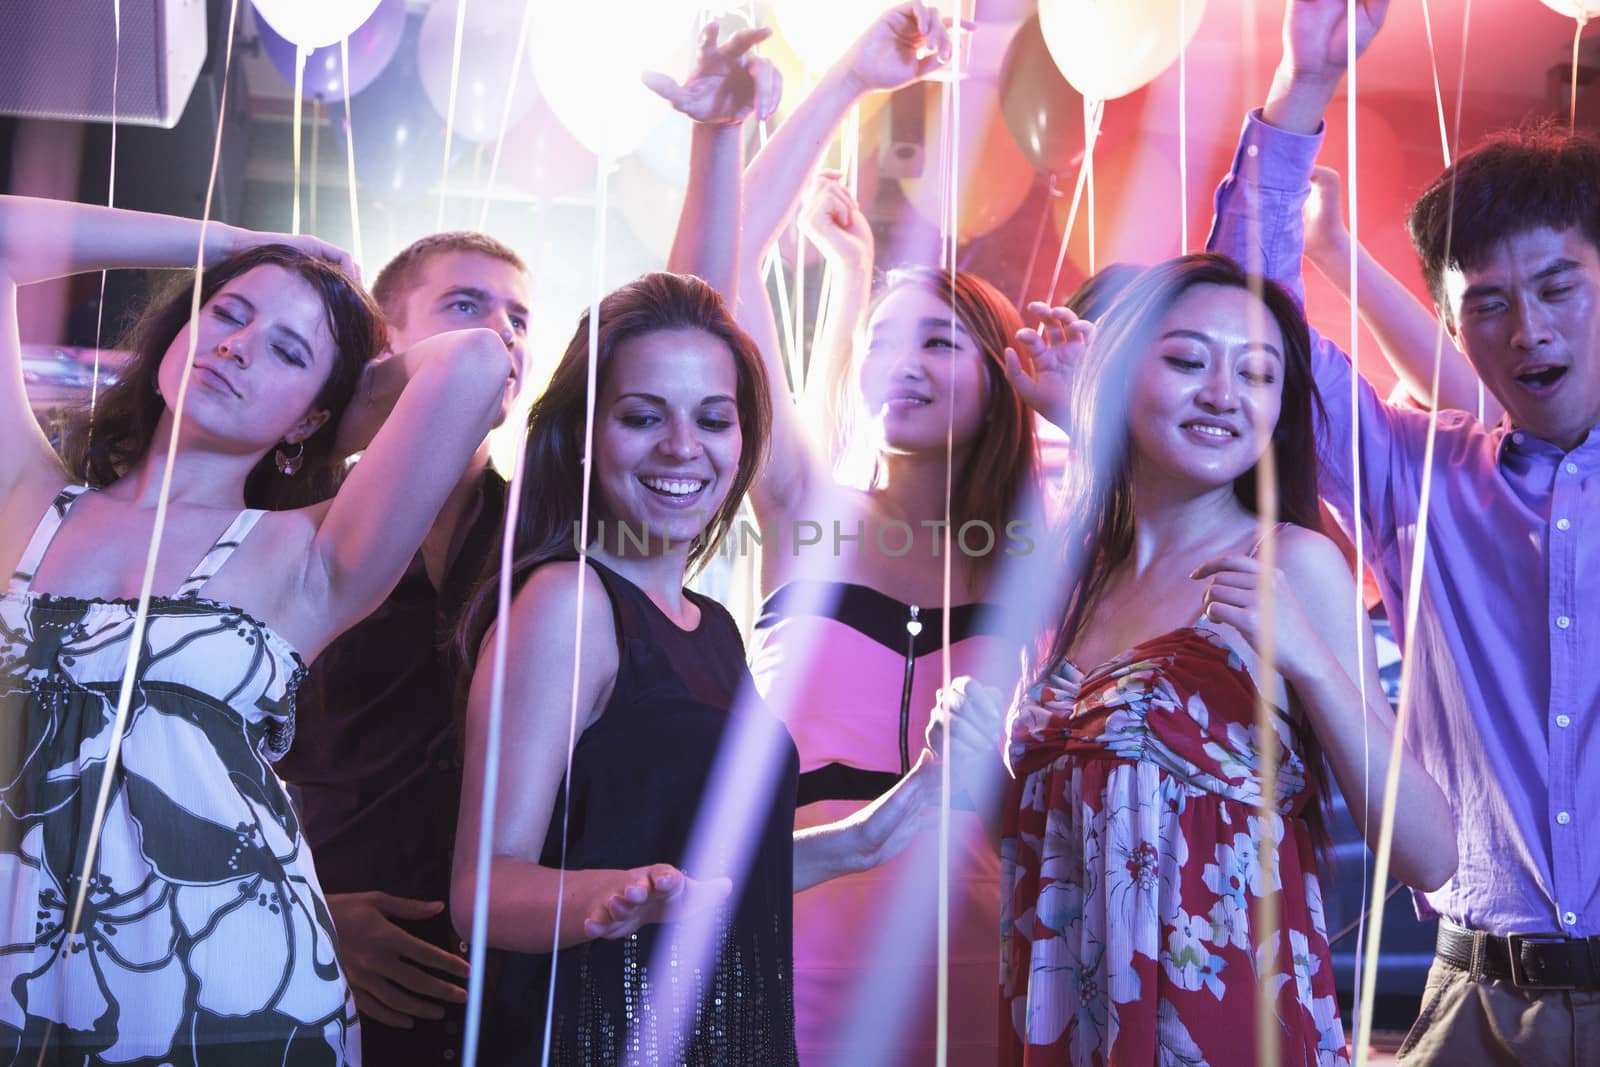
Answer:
[{"xmin": 0, "ymin": 486, "xmax": 358, "ymax": 1064}]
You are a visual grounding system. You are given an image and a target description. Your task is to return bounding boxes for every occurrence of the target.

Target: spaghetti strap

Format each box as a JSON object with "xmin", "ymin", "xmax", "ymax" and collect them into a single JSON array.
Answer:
[
  {"xmin": 7, "ymin": 485, "xmax": 91, "ymax": 594},
  {"xmin": 1246, "ymin": 521, "xmax": 1291, "ymax": 561},
  {"xmin": 176, "ymin": 509, "xmax": 266, "ymax": 598}
]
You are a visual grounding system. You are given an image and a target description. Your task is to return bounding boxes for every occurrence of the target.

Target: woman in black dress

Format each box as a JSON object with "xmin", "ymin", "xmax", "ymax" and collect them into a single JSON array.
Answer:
[{"xmin": 451, "ymin": 271, "xmax": 937, "ymax": 1064}]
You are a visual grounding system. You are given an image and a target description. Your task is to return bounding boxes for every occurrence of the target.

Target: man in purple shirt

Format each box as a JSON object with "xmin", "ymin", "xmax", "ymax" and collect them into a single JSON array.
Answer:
[{"xmin": 1207, "ymin": 1, "xmax": 1600, "ymax": 1061}]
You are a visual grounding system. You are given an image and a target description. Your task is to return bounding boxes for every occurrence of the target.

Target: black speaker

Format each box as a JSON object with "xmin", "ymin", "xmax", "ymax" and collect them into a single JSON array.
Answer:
[{"xmin": 0, "ymin": 0, "xmax": 210, "ymax": 129}]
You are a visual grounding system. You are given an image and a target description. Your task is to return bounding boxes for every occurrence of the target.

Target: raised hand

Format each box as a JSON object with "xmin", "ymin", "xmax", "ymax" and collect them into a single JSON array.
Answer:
[
  {"xmin": 1280, "ymin": 0, "xmax": 1391, "ymax": 87},
  {"xmin": 643, "ymin": 22, "xmax": 780, "ymax": 126},
  {"xmin": 1264, "ymin": 0, "xmax": 1391, "ymax": 134},
  {"xmin": 326, "ymin": 891, "xmax": 469, "ymax": 1028},
  {"xmin": 1003, "ymin": 302, "xmax": 1094, "ymax": 433},
  {"xmin": 799, "ymin": 172, "xmax": 874, "ymax": 268},
  {"xmin": 582, "ymin": 864, "xmax": 733, "ymax": 940},
  {"xmin": 1191, "ymin": 553, "xmax": 1328, "ymax": 687},
  {"xmin": 1303, "ymin": 165, "xmax": 1352, "ymax": 266},
  {"xmin": 838, "ymin": 0, "xmax": 954, "ymax": 94}
]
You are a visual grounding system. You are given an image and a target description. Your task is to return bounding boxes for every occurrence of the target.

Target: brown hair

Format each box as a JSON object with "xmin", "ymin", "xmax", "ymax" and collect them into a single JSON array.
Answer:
[
  {"xmin": 831, "ymin": 267, "xmax": 1041, "ymax": 569},
  {"xmin": 56, "ymin": 244, "xmax": 386, "ymax": 510},
  {"xmin": 371, "ymin": 231, "xmax": 528, "ymax": 326},
  {"xmin": 456, "ymin": 272, "xmax": 771, "ymax": 667}
]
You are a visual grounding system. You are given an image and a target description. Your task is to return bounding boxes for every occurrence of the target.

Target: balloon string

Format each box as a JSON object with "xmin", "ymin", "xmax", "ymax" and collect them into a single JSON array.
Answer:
[
  {"xmin": 1419, "ymin": 0, "xmax": 1453, "ymax": 167},
  {"xmin": 792, "ymin": 213, "xmax": 807, "ymax": 392},
  {"xmin": 437, "ymin": 0, "xmax": 470, "ymax": 231},
  {"xmin": 1344, "ymin": 0, "xmax": 1374, "ymax": 1035},
  {"xmin": 292, "ymin": 44, "xmax": 306, "ymax": 234},
  {"xmin": 1572, "ymin": 15, "xmax": 1586, "ymax": 134},
  {"xmin": 461, "ymin": 402, "xmax": 530, "ymax": 1067},
  {"xmin": 340, "ymin": 37, "xmax": 365, "ymax": 273},
  {"xmin": 1178, "ymin": 0, "xmax": 1189, "ymax": 252},
  {"xmin": 1085, "ymin": 123, "xmax": 1096, "ymax": 274},
  {"xmin": 88, "ymin": 0, "xmax": 122, "ymax": 445},
  {"xmin": 1354, "ymin": 2, "xmax": 1470, "ymax": 1059},
  {"xmin": 541, "ymin": 155, "xmax": 608, "ymax": 1067},
  {"xmin": 936, "ymin": 38, "xmax": 963, "ymax": 1067},
  {"xmin": 53, "ymin": 7, "xmax": 242, "ymax": 1064},
  {"xmin": 309, "ymin": 96, "xmax": 322, "ymax": 233},
  {"xmin": 478, "ymin": 0, "xmax": 540, "ymax": 232},
  {"xmin": 1043, "ymin": 97, "xmax": 1102, "ymax": 305},
  {"xmin": 1017, "ymin": 173, "xmax": 1056, "ymax": 307}
]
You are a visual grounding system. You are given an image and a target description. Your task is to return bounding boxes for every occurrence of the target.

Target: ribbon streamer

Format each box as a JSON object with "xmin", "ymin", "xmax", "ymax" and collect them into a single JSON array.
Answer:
[
  {"xmin": 1352, "ymin": 2, "xmax": 1472, "ymax": 1062},
  {"xmin": 340, "ymin": 37, "xmax": 365, "ymax": 273},
  {"xmin": 88, "ymin": 0, "xmax": 123, "ymax": 441},
  {"xmin": 292, "ymin": 43, "xmax": 306, "ymax": 234},
  {"xmin": 50, "ymin": 3, "xmax": 245, "ymax": 1061},
  {"xmin": 436, "ymin": 0, "xmax": 471, "ymax": 230}
]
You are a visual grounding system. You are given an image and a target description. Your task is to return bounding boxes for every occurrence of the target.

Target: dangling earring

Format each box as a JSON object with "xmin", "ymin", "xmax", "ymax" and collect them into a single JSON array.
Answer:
[
  {"xmin": 274, "ymin": 440, "xmax": 305, "ymax": 476},
  {"xmin": 152, "ymin": 377, "xmax": 163, "ymax": 398}
]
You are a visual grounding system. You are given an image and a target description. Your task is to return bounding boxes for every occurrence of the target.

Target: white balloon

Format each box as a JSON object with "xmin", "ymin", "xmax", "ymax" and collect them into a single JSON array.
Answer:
[
  {"xmin": 528, "ymin": 0, "xmax": 701, "ymax": 161},
  {"xmin": 1540, "ymin": 0, "xmax": 1600, "ymax": 19},
  {"xmin": 418, "ymin": 0, "xmax": 539, "ymax": 143},
  {"xmin": 251, "ymin": 0, "xmax": 382, "ymax": 50},
  {"xmin": 1037, "ymin": 0, "xmax": 1206, "ymax": 102},
  {"xmin": 774, "ymin": 0, "xmax": 882, "ymax": 74}
]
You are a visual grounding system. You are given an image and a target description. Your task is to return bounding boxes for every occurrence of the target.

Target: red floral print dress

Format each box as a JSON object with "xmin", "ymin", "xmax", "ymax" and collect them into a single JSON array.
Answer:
[{"xmin": 1000, "ymin": 623, "xmax": 1349, "ymax": 1067}]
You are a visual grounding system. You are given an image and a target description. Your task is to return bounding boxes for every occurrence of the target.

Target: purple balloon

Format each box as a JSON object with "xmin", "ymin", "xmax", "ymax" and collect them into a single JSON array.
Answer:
[{"xmin": 257, "ymin": 0, "xmax": 405, "ymax": 101}]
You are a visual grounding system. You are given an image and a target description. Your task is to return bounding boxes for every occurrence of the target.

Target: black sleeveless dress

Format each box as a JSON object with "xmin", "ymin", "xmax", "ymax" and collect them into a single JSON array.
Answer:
[{"xmin": 480, "ymin": 558, "xmax": 800, "ymax": 1065}]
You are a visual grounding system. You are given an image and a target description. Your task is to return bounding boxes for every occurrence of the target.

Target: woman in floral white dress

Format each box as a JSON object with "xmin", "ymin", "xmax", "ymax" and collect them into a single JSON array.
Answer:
[
  {"xmin": 0, "ymin": 198, "xmax": 511, "ymax": 1062},
  {"xmin": 936, "ymin": 255, "xmax": 1455, "ymax": 1065}
]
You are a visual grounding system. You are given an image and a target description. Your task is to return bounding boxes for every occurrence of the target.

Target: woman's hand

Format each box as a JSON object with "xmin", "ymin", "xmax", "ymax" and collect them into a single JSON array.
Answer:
[
  {"xmin": 581, "ymin": 864, "xmax": 733, "ymax": 940},
  {"xmin": 837, "ymin": 1, "xmax": 954, "ymax": 94},
  {"xmin": 851, "ymin": 749, "xmax": 941, "ymax": 869},
  {"xmin": 643, "ymin": 22, "xmax": 780, "ymax": 126},
  {"xmin": 799, "ymin": 172, "xmax": 874, "ymax": 268},
  {"xmin": 1192, "ymin": 553, "xmax": 1333, "ymax": 687},
  {"xmin": 1003, "ymin": 302, "xmax": 1093, "ymax": 434},
  {"xmin": 927, "ymin": 675, "xmax": 1008, "ymax": 797},
  {"xmin": 220, "ymin": 225, "xmax": 359, "ymax": 279}
]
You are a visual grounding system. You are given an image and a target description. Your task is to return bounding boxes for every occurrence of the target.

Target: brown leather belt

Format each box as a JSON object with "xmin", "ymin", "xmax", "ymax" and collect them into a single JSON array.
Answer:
[{"xmin": 1436, "ymin": 918, "xmax": 1600, "ymax": 990}]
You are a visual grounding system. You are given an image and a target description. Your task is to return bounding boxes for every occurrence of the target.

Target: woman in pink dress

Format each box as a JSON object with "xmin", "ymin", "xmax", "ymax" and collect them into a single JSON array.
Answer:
[{"xmin": 938, "ymin": 254, "xmax": 1455, "ymax": 1065}]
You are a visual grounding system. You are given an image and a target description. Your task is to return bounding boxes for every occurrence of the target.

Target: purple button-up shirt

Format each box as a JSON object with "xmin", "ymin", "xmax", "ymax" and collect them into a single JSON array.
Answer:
[{"xmin": 1208, "ymin": 110, "xmax": 1600, "ymax": 939}]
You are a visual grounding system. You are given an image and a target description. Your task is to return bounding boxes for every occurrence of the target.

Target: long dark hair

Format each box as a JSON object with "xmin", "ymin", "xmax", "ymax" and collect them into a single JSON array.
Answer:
[
  {"xmin": 55, "ymin": 244, "xmax": 385, "ymax": 510},
  {"xmin": 456, "ymin": 272, "xmax": 772, "ymax": 668},
  {"xmin": 1043, "ymin": 254, "xmax": 1331, "ymax": 836},
  {"xmin": 832, "ymin": 267, "xmax": 1041, "ymax": 573}
]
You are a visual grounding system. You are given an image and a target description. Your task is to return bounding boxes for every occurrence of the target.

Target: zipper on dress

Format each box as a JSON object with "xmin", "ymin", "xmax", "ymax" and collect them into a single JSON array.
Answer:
[{"xmin": 898, "ymin": 605, "xmax": 922, "ymax": 775}]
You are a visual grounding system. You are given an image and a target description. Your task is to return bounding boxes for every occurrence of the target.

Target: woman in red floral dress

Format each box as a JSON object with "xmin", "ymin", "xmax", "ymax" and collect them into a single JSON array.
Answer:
[{"xmin": 935, "ymin": 255, "xmax": 1455, "ymax": 1065}]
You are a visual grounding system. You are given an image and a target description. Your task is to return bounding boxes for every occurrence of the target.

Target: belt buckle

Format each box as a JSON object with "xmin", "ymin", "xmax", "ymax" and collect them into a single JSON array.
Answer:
[{"xmin": 1506, "ymin": 932, "xmax": 1578, "ymax": 990}]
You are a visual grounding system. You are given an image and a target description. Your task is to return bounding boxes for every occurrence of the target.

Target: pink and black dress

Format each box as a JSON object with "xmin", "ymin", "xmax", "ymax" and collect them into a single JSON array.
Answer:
[{"xmin": 750, "ymin": 580, "xmax": 1014, "ymax": 1067}]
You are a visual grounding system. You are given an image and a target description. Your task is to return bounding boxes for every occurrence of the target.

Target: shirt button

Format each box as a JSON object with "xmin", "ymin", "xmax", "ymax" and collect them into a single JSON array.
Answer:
[
  {"xmin": 1557, "ymin": 811, "xmax": 1572, "ymax": 825},
  {"xmin": 1557, "ymin": 714, "xmax": 1572, "ymax": 728},
  {"xmin": 1557, "ymin": 518, "xmax": 1572, "ymax": 531},
  {"xmin": 1565, "ymin": 462, "xmax": 1579, "ymax": 474},
  {"xmin": 1512, "ymin": 431, "xmax": 1525, "ymax": 445},
  {"xmin": 1564, "ymin": 910, "xmax": 1579, "ymax": 926},
  {"xmin": 1557, "ymin": 616, "xmax": 1572, "ymax": 629},
  {"xmin": 1246, "ymin": 144, "xmax": 1260, "ymax": 158}
]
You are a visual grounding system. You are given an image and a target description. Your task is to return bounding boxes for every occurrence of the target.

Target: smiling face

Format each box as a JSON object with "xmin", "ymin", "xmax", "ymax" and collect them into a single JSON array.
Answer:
[
  {"xmin": 158, "ymin": 263, "xmax": 339, "ymax": 457},
  {"xmin": 1125, "ymin": 283, "xmax": 1286, "ymax": 492},
  {"xmin": 593, "ymin": 328, "xmax": 743, "ymax": 553},
  {"xmin": 390, "ymin": 249, "xmax": 531, "ymax": 418},
  {"xmin": 858, "ymin": 283, "xmax": 991, "ymax": 457},
  {"xmin": 1445, "ymin": 225, "xmax": 1600, "ymax": 450}
]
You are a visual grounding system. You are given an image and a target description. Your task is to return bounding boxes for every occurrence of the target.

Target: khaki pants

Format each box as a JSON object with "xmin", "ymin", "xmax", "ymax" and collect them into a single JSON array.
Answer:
[{"xmin": 1397, "ymin": 958, "xmax": 1600, "ymax": 1065}]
